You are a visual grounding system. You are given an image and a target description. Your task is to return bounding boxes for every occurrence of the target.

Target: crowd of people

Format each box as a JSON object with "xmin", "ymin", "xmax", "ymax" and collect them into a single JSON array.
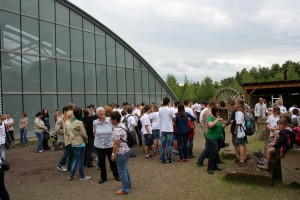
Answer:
[{"xmin": 0, "ymin": 97, "xmax": 299, "ymax": 197}]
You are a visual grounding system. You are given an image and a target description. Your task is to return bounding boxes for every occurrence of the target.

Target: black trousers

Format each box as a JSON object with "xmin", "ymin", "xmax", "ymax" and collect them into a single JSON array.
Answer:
[
  {"xmin": 95, "ymin": 147, "xmax": 118, "ymax": 179},
  {"xmin": 0, "ymin": 169, "xmax": 10, "ymax": 200},
  {"xmin": 135, "ymin": 126, "xmax": 143, "ymax": 146},
  {"xmin": 42, "ymin": 131, "xmax": 50, "ymax": 150},
  {"xmin": 84, "ymin": 138, "xmax": 94, "ymax": 167}
]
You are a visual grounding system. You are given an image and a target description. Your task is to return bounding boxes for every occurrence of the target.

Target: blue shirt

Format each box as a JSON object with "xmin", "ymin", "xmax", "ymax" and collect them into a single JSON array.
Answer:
[
  {"xmin": 93, "ymin": 117, "xmax": 113, "ymax": 148},
  {"xmin": 175, "ymin": 112, "xmax": 196, "ymax": 134}
]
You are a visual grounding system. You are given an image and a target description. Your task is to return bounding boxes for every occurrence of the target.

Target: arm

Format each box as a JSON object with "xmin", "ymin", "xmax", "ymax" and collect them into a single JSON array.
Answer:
[
  {"xmin": 208, "ymin": 117, "xmax": 222, "ymax": 128},
  {"xmin": 78, "ymin": 121, "xmax": 88, "ymax": 142},
  {"xmin": 111, "ymin": 139, "xmax": 120, "ymax": 161}
]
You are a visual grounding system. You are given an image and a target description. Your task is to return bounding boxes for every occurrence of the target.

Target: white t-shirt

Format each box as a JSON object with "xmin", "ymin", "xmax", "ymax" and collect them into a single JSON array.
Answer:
[
  {"xmin": 132, "ymin": 108, "xmax": 140, "ymax": 126},
  {"xmin": 200, "ymin": 107, "xmax": 208, "ymax": 123},
  {"xmin": 279, "ymin": 106, "xmax": 287, "ymax": 113},
  {"xmin": 149, "ymin": 111, "xmax": 160, "ymax": 130},
  {"xmin": 126, "ymin": 114, "xmax": 135, "ymax": 132},
  {"xmin": 185, "ymin": 107, "xmax": 195, "ymax": 117},
  {"xmin": 7, "ymin": 118, "xmax": 14, "ymax": 131},
  {"xmin": 235, "ymin": 111, "xmax": 245, "ymax": 138},
  {"xmin": 159, "ymin": 106, "xmax": 175, "ymax": 132},
  {"xmin": 266, "ymin": 114, "xmax": 279, "ymax": 138},
  {"xmin": 0, "ymin": 124, "xmax": 6, "ymax": 145},
  {"xmin": 140, "ymin": 113, "xmax": 152, "ymax": 135}
]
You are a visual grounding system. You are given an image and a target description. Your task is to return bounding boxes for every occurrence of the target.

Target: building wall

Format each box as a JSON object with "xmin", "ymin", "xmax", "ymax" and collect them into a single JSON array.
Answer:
[{"xmin": 0, "ymin": 0, "xmax": 176, "ymax": 133}]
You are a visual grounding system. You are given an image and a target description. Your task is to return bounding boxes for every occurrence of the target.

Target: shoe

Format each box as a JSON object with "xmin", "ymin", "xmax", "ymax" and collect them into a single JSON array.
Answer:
[
  {"xmin": 166, "ymin": 160, "xmax": 174, "ymax": 163},
  {"xmin": 80, "ymin": 176, "xmax": 91, "ymax": 181},
  {"xmin": 115, "ymin": 190, "xmax": 127, "ymax": 195},
  {"xmin": 37, "ymin": 150, "xmax": 44, "ymax": 153},
  {"xmin": 68, "ymin": 176, "xmax": 73, "ymax": 180},
  {"xmin": 207, "ymin": 170, "xmax": 214, "ymax": 174},
  {"xmin": 115, "ymin": 176, "xmax": 121, "ymax": 181},
  {"xmin": 258, "ymin": 164, "xmax": 269, "ymax": 170},
  {"xmin": 57, "ymin": 165, "xmax": 68, "ymax": 172},
  {"xmin": 98, "ymin": 178, "xmax": 107, "ymax": 184},
  {"xmin": 160, "ymin": 159, "xmax": 166, "ymax": 164}
]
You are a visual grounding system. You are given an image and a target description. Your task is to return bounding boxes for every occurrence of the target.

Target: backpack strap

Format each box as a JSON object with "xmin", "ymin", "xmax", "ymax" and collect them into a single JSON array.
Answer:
[{"xmin": 116, "ymin": 126, "xmax": 128, "ymax": 144}]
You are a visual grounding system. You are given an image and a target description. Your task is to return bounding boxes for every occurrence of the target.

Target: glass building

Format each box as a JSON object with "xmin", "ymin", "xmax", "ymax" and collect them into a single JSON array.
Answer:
[{"xmin": 0, "ymin": 0, "xmax": 176, "ymax": 132}]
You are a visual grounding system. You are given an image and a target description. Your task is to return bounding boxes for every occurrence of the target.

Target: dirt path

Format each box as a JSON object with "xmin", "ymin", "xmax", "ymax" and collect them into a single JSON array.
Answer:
[{"xmin": 4, "ymin": 124, "xmax": 300, "ymax": 200}]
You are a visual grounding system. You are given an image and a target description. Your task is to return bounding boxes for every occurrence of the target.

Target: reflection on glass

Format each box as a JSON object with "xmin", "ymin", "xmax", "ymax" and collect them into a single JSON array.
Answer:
[
  {"xmin": 107, "ymin": 66, "xmax": 117, "ymax": 93},
  {"xmin": 84, "ymin": 32, "xmax": 95, "ymax": 62},
  {"xmin": 149, "ymin": 73, "xmax": 155, "ymax": 93},
  {"xmin": 22, "ymin": 55, "xmax": 40, "ymax": 92},
  {"xmin": 134, "ymin": 57, "xmax": 142, "ymax": 69},
  {"xmin": 156, "ymin": 79, "xmax": 162, "ymax": 93},
  {"xmin": 21, "ymin": 0, "xmax": 38, "ymax": 17},
  {"xmin": 40, "ymin": 21, "xmax": 55, "ymax": 57},
  {"xmin": 134, "ymin": 70, "xmax": 142, "ymax": 93},
  {"xmin": 22, "ymin": 16, "xmax": 39, "ymax": 55},
  {"xmin": 142, "ymin": 70, "xmax": 149, "ymax": 94},
  {"xmin": 71, "ymin": 29, "xmax": 83, "ymax": 60},
  {"xmin": 96, "ymin": 35, "xmax": 106, "ymax": 64},
  {"xmin": 1, "ymin": 11, "xmax": 21, "ymax": 52},
  {"xmin": 41, "ymin": 58, "xmax": 56, "ymax": 92},
  {"xmin": 125, "ymin": 49, "xmax": 133, "ymax": 68},
  {"xmin": 97, "ymin": 95, "xmax": 107, "ymax": 106},
  {"xmin": 84, "ymin": 63, "xmax": 96, "ymax": 92},
  {"xmin": 23, "ymin": 95, "xmax": 41, "ymax": 130},
  {"xmin": 0, "ymin": 0, "xmax": 20, "ymax": 12},
  {"xmin": 57, "ymin": 60, "xmax": 71, "ymax": 92},
  {"xmin": 71, "ymin": 62, "xmax": 84, "ymax": 92},
  {"xmin": 40, "ymin": 0, "xmax": 55, "ymax": 21},
  {"xmin": 56, "ymin": 2, "xmax": 69, "ymax": 25},
  {"xmin": 56, "ymin": 25, "xmax": 70, "ymax": 58},
  {"xmin": 72, "ymin": 95, "xmax": 85, "ymax": 108},
  {"xmin": 96, "ymin": 65, "xmax": 107, "ymax": 93},
  {"xmin": 117, "ymin": 67, "xmax": 126, "ymax": 93},
  {"xmin": 83, "ymin": 19, "xmax": 94, "ymax": 32},
  {"xmin": 106, "ymin": 35, "xmax": 116, "ymax": 65},
  {"xmin": 126, "ymin": 69, "xmax": 134, "ymax": 93},
  {"xmin": 70, "ymin": 11, "xmax": 82, "ymax": 28},
  {"xmin": 116, "ymin": 42, "xmax": 125, "ymax": 66},
  {"xmin": 2, "ymin": 53, "xmax": 22, "ymax": 92},
  {"xmin": 2, "ymin": 95, "xmax": 22, "ymax": 130}
]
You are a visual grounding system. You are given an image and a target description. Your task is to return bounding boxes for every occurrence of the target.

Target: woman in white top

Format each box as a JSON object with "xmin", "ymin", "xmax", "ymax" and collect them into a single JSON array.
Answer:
[
  {"xmin": 19, "ymin": 112, "xmax": 28, "ymax": 147},
  {"xmin": 0, "ymin": 117, "xmax": 6, "ymax": 159},
  {"xmin": 149, "ymin": 104, "xmax": 160, "ymax": 155}
]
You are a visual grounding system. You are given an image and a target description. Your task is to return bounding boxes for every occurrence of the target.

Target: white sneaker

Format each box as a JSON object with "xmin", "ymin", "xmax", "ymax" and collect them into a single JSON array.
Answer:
[
  {"xmin": 57, "ymin": 165, "xmax": 68, "ymax": 172},
  {"xmin": 80, "ymin": 176, "xmax": 91, "ymax": 181},
  {"xmin": 38, "ymin": 150, "xmax": 44, "ymax": 153}
]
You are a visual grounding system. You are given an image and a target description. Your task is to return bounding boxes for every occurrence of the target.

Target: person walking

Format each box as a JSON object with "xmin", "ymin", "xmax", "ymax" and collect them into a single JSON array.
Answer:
[
  {"xmin": 41, "ymin": 108, "xmax": 50, "ymax": 150},
  {"xmin": 93, "ymin": 107, "xmax": 119, "ymax": 184},
  {"xmin": 34, "ymin": 112, "xmax": 47, "ymax": 153}
]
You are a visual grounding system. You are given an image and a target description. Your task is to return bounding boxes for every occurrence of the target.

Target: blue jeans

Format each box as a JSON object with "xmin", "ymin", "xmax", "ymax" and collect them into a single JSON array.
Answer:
[
  {"xmin": 116, "ymin": 149, "xmax": 132, "ymax": 193},
  {"xmin": 35, "ymin": 132, "xmax": 44, "ymax": 152},
  {"xmin": 59, "ymin": 145, "xmax": 70, "ymax": 166},
  {"xmin": 160, "ymin": 132, "xmax": 173, "ymax": 161},
  {"xmin": 70, "ymin": 146, "xmax": 85, "ymax": 178},
  {"xmin": 20, "ymin": 129, "xmax": 28, "ymax": 145},
  {"xmin": 177, "ymin": 134, "xmax": 188, "ymax": 160}
]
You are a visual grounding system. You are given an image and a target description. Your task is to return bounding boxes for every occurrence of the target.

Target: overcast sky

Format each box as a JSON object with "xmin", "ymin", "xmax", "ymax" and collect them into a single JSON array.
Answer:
[{"xmin": 70, "ymin": 0, "xmax": 300, "ymax": 83}]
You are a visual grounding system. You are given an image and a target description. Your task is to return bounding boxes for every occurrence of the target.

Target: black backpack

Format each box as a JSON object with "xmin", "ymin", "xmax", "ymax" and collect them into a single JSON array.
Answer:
[
  {"xmin": 243, "ymin": 113, "xmax": 255, "ymax": 136},
  {"xmin": 118, "ymin": 127, "xmax": 134, "ymax": 148}
]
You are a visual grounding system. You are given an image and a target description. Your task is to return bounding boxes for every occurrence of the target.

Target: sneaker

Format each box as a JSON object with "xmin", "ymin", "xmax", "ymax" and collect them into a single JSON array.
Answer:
[
  {"xmin": 57, "ymin": 165, "xmax": 68, "ymax": 172},
  {"xmin": 68, "ymin": 176, "xmax": 73, "ymax": 180},
  {"xmin": 258, "ymin": 164, "xmax": 269, "ymax": 170},
  {"xmin": 166, "ymin": 160, "xmax": 174, "ymax": 164},
  {"xmin": 80, "ymin": 176, "xmax": 91, "ymax": 181},
  {"xmin": 37, "ymin": 150, "xmax": 44, "ymax": 153},
  {"xmin": 115, "ymin": 190, "xmax": 127, "ymax": 195}
]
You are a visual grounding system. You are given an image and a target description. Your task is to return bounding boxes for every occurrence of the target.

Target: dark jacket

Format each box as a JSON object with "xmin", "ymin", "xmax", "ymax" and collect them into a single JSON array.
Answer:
[
  {"xmin": 273, "ymin": 128, "xmax": 295, "ymax": 158},
  {"xmin": 82, "ymin": 116, "xmax": 94, "ymax": 140}
]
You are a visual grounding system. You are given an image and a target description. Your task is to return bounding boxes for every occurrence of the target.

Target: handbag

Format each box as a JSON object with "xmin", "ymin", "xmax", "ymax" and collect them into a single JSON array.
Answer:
[{"xmin": 0, "ymin": 158, "xmax": 10, "ymax": 171}]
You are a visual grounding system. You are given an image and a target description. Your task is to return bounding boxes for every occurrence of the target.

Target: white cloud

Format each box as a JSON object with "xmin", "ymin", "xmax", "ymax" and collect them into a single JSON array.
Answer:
[{"xmin": 70, "ymin": 0, "xmax": 300, "ymax": 83}]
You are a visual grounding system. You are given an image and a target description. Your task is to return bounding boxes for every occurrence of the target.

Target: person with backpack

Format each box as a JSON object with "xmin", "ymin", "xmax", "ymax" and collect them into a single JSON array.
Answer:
[
  {"xmin": 124, "ymin": 108, "xmax": 137, "ymax": 157},
  {"xmin": 93, "ymin": 107, "xmax": 119, "ymax": 184}
]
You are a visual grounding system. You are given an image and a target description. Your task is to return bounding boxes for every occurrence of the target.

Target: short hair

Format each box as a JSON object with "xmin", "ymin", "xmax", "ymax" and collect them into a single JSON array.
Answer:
[
  {"xmin": 235, "ymin": 98, "xmax": 244, "ymax": 107},
  {"xmin": 152, "ymin": 104, "xmax": 159, "ymax": 112},
  {"xmin": 62, "ymin": 106, "xmax": 70, "ymax": 114},
  {"xmin": 211, "ymin": 106, "xmax": 221, "ymax": 117},
  {"xmin": 279, "ymin": 113, "xmax": 291, "ymax": 124},
  {"xmin": 122, "ymin": 102, "xmax": 128, "ymax": 106},
  {"xmin": 183, "ymin": 99, "xmax": 190, "ymax": 106},
  {"xmin": 277, "ymin": 118, "xmax": 288, "ymax": 126},
  {"xmin": 174, "ymin": 100, "xmax": 180, "ymax": 107},
  {"xmin": 127, "ymin": 108, "xmax": 132, "ymax": 114},
  {"xmin": 110, "ymin": 111, "xmax": 121, "ymax": 123},
  {"xmin": 73, "ymin": 107, "xmax": 82, "ymax": 121},
  {"xmin": 21, "ymin": 112, "xmax": 27, "ymax": 117},
  {"xmin": 163, "ymin": 97, "xmax": 170, "ymax": 106},
  {"xmin": 272, "ymin": 106, "xmax": 280, "ymax": 114},
  {"xmin": 143, "ymin": 105, "xmax": 150, "ymax": 113},
  {"xmin": 87, "ymin": 104, "xmax": 95, "ymax": 109},
  {"xmin": 83, "ymin": 108, "xmax": 90, "ymax": 117},
  {"xmin": 121, "ymin": 110, "xmax": 126, "ymax": 116},
  {"xmin": 208, "ymin": 99, "xmax": 217, "ymax": 107},
  {"xmin": 96, "ymin": 107, "xmax": 105, "ymax": 113}
]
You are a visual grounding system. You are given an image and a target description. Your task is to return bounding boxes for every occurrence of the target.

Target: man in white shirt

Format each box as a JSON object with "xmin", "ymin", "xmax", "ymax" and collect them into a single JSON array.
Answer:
[
  {"xmin": 130, "ymin": 104, "xmax": 142, "ymax": 146},
  {"xmin": 126, "ymin": 108, "xmax": 137, "ymax": 157},
  {"xmin": 254, "ymin": 98, "xmax": 267, "ymax": 119},
  {"xmin": 159, "ymin": 97, "xmax": 176, "ymax": 163}
]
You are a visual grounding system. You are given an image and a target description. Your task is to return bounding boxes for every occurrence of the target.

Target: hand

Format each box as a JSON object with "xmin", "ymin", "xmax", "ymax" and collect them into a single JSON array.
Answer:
[{"xmin": 111, "ymin": 155, "xmax": 115, "ymax": 161}]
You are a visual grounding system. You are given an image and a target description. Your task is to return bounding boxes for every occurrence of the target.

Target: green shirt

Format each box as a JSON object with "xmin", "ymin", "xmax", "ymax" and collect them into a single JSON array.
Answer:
[{"xmin": 206, "ymin": 115, "xmax": 224, "ymax": 140}]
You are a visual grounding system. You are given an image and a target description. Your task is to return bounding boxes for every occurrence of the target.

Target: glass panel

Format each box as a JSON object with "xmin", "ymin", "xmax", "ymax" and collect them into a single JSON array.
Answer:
[
  {"xmin": 95, "ymin": 27, "xmax": 105, "ymax": 35},
  {"xmin": 40, "ymin": 21, "xmax": 55, "ymax": 57},
  {"xmin": 22, "ymin": 55, "xmax": 40, "ymax": 92},
  {"xmin": 117, "ymin": 67, "xmax": 126, "ymax": 93},
  {"xmin": 150, "ymin": 94, "xmax": 156, "ymax": 105},
  {"xmin": 156, "ymin": 94, "xmax": 162, "ymax": 104},
  {"xmin": 0, "ymin": 0, "xmax": 20, "ymax": 12},
  {"xmin": 125, "ymin": 49, "xmax": 133, "ymax": 68},
  {"xmin": 83, "ymin": 19, "xmax": 94, "ymax": 32},
  {"xmin": 106, "ymin": 35, "xmax": 116, "ymax": 65},
  {"xmin": 2, "ymin": 95, "xmax": 22, "ymax": 134},
  {"xmin": 134, "ymin": 57, "xmax": 142, "ymax": 69},
  {"xmin": 71, "ymin": 61, "xmax": 84, "ymax": 92},
  {"xmin": 84, "ymin": 32, "xmax": 95, "ymax": 62},
  {"xmin": 41, "ymin": 95, "xmax": 57, "ymax": 129},
  {"xmin": 57, "ymin": 60, "xmax": 71, "ymax": 92},
  {"xmin": 162, "ymin": 87, "xmax": 167, "ymax": 97},
  {"xmin": 142, "ymin": 70, "xmax": 149, "ymax": 94},
  {"xmin": 70, "ymin": 29, "xmax": 83, "ymax": 60},
  {"xmin": 149, "ymin": 73, "xmax": 155, "ymax": 93},
  {"xmin": 41, "ymin": 57, "xmax": 56, "ymax": 92},
  {"xmin": 24, "ymin": 95, "xmax": 41, "ymax": 131},
  {"xmin": 143, "ymin": 94, "xmax": 149, "ymax": 105},
  {"xmin": 39, "ymin": 0, "xmax": 55, "ymax": 21},
  {"xmin": 116, "ymin": 42, "xmax": 125, "ymax": 66},
  {"xmin": 70, "ymin": 11, "xmax": 82, "ymax": 29},
  {"xmin": 84, "ymin": 63, "xmax": 96, "ymax": 93},
  {"xmin": 156, "ymin": 79, "xmax": 162, "ymax": 93},
  {"xmin": 127, "ymin": 95, "xmax": 134, "ymax": 104},
  {"xmin": 126, "ymin": 68, "xmax": 134, "ymax": 93},
  {"xmin": 56, "ymin": 25, "xmax": 70, "ymax": 58},
  {"xmin": 107, "ymin": 66, "xmax": 117, "ymax": 93},
  {"xmin": 118, "ymin": 95, "xmax": 126, "ymax": 105},
  {"xmin": 85, "ymin": 95, "xmax": 97, "ymax": 107},
  {"xmin": 72, "ymin": 95, "xmax": 85, "ymax": 108},
  {"xmin": 58, "ymin": 95, "xmax": 71, "ymax": 110},
  {"xmin": 56, "ymin": 2, "xmax": 69, "ymax": 25},
  {"xmin": 134, "ymin": 69, "xmax": 142, "ymax": 93},
  {"xmin": 95, "ymin": 35, "xmax": 106, "ymax": 64},
  {"xmin": 135, "ymin": 95, "xmax": 142, "ymax": 105},
  {"xmin": 21, "ymin": 0, "xmax": 38, "ymax": 17},
  {"xmin": 142, "ymin": 64, "xmax": 147, "ymax": 70},
  {"xmin": 97, "ymin": 95, "xmax": 107, "ymax": 107},
  {"xmin": 96, "ymin": 64, "xmax": 107, "ymax": 93},
  {"xmin": 1, "ymin": 11, "xmax": 21, "ymax": 52},
  {"xmin": 22, "ymin": 16, "xmax": 39, "ymax": 55},
  {"xmin": 2, "ymin": 53, "xmax": 22, "ymax": 92},
  {"xmin": 108, "ymin": 95, "xmax": 117, "ymax": 105}
]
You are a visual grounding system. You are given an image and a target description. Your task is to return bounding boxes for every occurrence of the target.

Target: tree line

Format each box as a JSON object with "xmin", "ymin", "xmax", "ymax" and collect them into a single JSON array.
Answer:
[{"xmin": 166, "ymin": 60, "xmax": 300, "ymax": 102}]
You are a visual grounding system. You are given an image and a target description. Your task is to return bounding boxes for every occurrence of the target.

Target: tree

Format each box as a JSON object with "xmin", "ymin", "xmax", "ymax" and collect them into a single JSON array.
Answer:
[
  {"xmin": 196, "ymin": 76, "xmax": 216, "ymax": 101},
  {"xmin": 166, "ymin": 73, "xmax": 181, "ymax": 99}
]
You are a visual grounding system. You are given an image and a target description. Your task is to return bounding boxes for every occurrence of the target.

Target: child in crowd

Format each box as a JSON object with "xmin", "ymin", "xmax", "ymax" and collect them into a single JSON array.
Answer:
[
  {"xmin": 140, "ymin": 105, "xmax": 153, "ymax": 159},
  {"xmin": 149, "ymin": 105, "xmax": 160, "ymax": 155},
  {"xmin": 258, "ymin": 118, "xmax": 295, "ymax": 170},
  {"xmin": 266, "ymin": 106, "xmax": 281, "ymax": 142}
]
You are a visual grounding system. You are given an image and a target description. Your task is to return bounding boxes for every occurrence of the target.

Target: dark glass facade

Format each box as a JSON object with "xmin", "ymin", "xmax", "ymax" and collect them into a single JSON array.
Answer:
[{"xmin": 0, "ymin": 0, "xmax": 176, "ymax": 132}]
